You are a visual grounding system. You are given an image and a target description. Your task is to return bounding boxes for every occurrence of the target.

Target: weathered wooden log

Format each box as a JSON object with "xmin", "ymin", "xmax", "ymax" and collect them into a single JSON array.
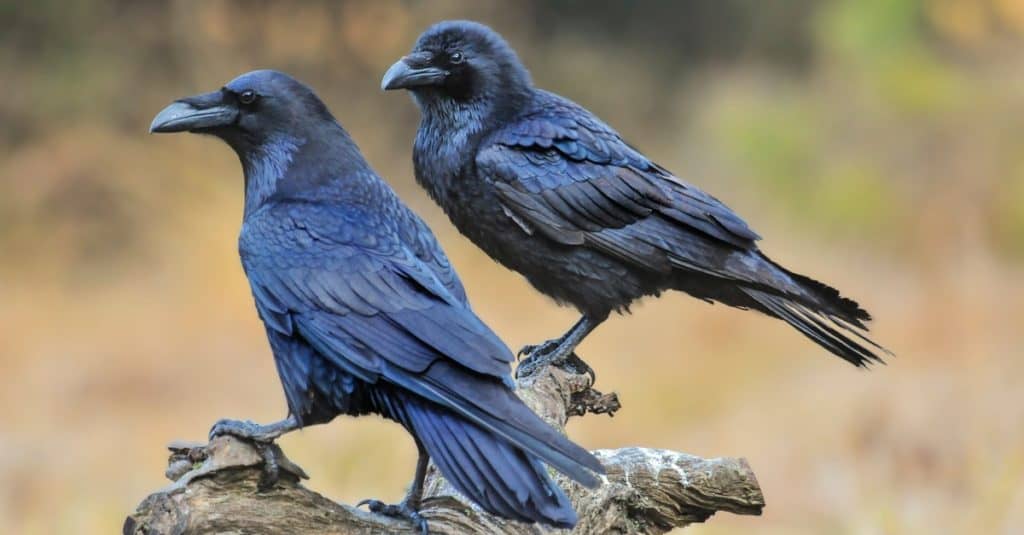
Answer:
[{"xmin": 124, "ymin": 365, "xmax": 763, "ymax": 534}]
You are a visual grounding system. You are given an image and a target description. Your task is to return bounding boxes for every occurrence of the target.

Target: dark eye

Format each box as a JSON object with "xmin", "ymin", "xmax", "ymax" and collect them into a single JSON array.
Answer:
[
  {"xmin": 238, "ymin": 89, "xmax": 258, "ymax": 105},
  {"xmin": 449, "ymin": 51, "xmax": 464, "ymax": 64}
]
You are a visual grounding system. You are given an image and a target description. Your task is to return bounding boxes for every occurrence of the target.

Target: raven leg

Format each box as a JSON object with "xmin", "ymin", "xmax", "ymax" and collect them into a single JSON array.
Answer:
[
  {"xmin": 209, "ymin": 415, "xmax": 301, "ymax": 490},
  {"xmin": 516, "ymin": 314, "xmax": 606, "ymax": 379},
  {"xmin": 358, "ymin": 442, "xmax": 430, "ymax": 534}
]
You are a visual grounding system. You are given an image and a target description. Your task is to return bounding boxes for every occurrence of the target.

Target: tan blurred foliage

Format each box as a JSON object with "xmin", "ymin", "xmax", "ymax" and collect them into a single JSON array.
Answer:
[{"xmin": 1, "ymin": 1, "xmax": 1022, "ymax": 533}]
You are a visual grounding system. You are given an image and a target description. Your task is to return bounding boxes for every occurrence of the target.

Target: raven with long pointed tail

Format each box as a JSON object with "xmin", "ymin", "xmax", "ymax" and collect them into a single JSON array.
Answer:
[
  {"xmin": 383, "ymin": 21, "xmax": 890, "ymax": 377},
  {"xmin": 150, "ymin": 70, "xmax": 603, "ymax": 533}
]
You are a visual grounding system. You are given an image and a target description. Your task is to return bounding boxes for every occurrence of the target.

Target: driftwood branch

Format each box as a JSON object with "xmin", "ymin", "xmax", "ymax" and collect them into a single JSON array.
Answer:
[{"xmin": 124, "ymin": 365, "xmax": 764, "ymax": 534}]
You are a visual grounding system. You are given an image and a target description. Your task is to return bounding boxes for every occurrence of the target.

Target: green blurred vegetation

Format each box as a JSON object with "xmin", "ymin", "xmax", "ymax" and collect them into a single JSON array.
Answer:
[{"xmin": 2, "ymin": 1, "xmax": 1023, "ymax": 534}]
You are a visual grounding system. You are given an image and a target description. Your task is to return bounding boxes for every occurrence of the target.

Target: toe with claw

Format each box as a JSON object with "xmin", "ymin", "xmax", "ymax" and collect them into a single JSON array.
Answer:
[
  {"xmin": 561, "ymin": 351, "xmax": 597, "ymax": 383},
  {"xmin": 357, "ymin": 498, "xmax": 429, "ymax": 534},
  {"xmin": 517, "ymin": 338, "xmax": 559, "ymax": 361},
  {"xmin": 207, "ymin": 417, "xmax": 301, "ymax": 491},
  {"xmin": 515, "ymin": 338, "xmax": 565, "ymax": 379},
  {"xmin": 516, "ymin": 349, "xmax": 596, "ymax": 380},
  {"xmin": 209, "ymin": 419, "xmax": 274, "ymax": 442}
]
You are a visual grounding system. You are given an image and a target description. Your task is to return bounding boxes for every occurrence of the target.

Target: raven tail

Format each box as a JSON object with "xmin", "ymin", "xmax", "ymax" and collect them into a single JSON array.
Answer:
[
  {"xmin": 741, "ymin": 285, "xmax": 889, "ymax": 367},
  {"xmin": 400, "ymin": 396, "xmax": 579, "ymax": 528}
]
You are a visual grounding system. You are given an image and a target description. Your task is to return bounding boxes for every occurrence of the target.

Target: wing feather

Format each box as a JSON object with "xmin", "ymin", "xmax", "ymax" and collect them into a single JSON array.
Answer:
[
  {"xmin": 478, "ymin": 93, "xmax": 761, "ymax": 265},
  {"xmin": 241, "ymin": 203, "xmax": 514, "ymax": 384}
]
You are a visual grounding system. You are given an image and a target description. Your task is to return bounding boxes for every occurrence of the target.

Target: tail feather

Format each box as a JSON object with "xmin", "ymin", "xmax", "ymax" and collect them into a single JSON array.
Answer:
[
  {"xmin": 781, "ymin": 269, "xmax": 872, "ymax": 327},
  {"xmin": 742, "ymin": 287, "xmax": 888, "ymax": 367},
  {"xmin": 401, "ymin": 395, "xmax": 578, "ymax": 527},
  {"xmin": 414, "ymin": 361, "xmax": 605, "ymax": 487}
]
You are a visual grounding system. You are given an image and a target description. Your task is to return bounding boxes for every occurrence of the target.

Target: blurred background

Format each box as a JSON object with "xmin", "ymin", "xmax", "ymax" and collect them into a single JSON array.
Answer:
[{"xmin": 2, "ymin": 0, "xmax": 1023, "ymax": 533}]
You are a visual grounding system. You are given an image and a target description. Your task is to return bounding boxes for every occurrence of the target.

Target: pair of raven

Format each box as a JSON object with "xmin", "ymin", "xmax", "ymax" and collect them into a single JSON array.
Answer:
[{"xmin": 151, "ymin": 20, "xmax": 885, "ymax": 533}]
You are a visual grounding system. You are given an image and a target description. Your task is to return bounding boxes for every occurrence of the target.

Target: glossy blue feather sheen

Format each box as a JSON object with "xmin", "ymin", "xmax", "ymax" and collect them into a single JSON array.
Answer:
[
  {"xmin": 401, "ymin": 21, "xmax": 887, "ymax": 367},
  {"xmin": 194, "ymin": 70, "xmax": 601, "ymax": 527}
]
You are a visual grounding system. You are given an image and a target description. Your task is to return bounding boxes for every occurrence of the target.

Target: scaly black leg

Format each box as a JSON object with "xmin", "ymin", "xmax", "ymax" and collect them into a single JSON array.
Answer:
[
  {"xmin": 358, "ymin": 442, "xmax": 430, "ymax": 534},
  {"xmin": 516, "ymin": 314, "xmax": 606, "ymax": 379},
  {"xmin": 208, "ymin": 415, "xmax": 301, "ymax": 490}
]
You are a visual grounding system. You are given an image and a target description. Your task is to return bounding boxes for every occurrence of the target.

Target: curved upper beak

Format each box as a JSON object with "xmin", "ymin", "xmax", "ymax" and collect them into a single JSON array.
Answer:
[
  {"xmin": 381, "ymin": 56, "xmax": 447, "ymax": 91},
  {"xmin": 150, "ymin": 91, "xmax": 238, "ymax": 133}
]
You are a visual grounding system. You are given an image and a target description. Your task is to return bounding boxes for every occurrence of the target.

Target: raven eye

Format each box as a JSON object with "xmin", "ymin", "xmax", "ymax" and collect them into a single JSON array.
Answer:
[
  {"xmin": 239, "ymin": 90, "xmax": 258, "ymax": 105},
  {"xmin": 449, "ymin": 51, "xmax": 464, "ymax": 64}
]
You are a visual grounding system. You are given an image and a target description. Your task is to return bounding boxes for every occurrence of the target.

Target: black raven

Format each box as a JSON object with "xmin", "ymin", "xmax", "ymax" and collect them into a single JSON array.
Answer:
[
  {"xmin": 382, "ymin": 21, "xmax": 889, "ymax": 377},
  {"xmin": 150, "ymin": 70, "xmax": 602, "ymax": 532}
]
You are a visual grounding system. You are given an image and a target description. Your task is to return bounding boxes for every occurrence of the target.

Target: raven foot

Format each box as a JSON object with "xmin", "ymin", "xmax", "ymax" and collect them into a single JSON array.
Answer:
[
  {"xmin": 357, "ymin": 498, "xmax": 428, "ymax": 534},
  {"xmin": 208, "ymin": 417, "xmax": 300, "ymax": 491},
  {"xmin": 516, "ymin": 345, "xmax": 595, "ymax": 382},
  {"xmin": 209, "ymin": 419, "xmax": 291, "ymax": 443},
  {"xmin": 517, "ymin": 338, "xmax": 560, "ymax": 360}
]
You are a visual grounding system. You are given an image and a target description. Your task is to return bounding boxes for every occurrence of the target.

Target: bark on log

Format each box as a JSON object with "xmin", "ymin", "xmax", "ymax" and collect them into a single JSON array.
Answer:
[{"xmin": 124, "ymin": 365, "xmax": 764, "ymax": 534}]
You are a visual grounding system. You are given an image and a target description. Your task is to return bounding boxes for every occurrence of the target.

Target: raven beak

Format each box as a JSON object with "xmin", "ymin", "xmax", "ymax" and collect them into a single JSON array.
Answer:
[
  {"xmin": 381, "ymin": 57, "xmax": 447, "ymax": 91},
  {"xmin": 150, "ymin": 92, "xmax": 238, "ymax": 133}
]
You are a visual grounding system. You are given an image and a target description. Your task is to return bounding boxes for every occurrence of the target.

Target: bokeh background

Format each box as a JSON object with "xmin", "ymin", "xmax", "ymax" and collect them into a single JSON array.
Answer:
[{"xmin": 3, "ymin": 0, "xmax": 1023, "ymax": 533}]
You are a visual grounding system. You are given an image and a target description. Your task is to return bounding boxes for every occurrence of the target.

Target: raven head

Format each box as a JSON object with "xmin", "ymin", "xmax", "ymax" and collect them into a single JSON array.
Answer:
[
  {"xmin": 150, "ymin": 70, "xmax": 333, "ymax": 155},
  {"xmin": 151, "ymin": 70, "xmax": 362, "ymax": 214},
  {"xmin": 382, "ymin": 20, "xmax": 531, "ymax": 105}
]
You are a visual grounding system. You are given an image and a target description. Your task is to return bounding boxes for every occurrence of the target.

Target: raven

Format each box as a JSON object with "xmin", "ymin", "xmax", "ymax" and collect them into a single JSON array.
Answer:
[
  {"xmin": 150, "ymin": 70, "xmax": 603, "ymax": 532},
  {"xmin": 383, "ymin": 21, "xmax": 889, "ymax": 376}
]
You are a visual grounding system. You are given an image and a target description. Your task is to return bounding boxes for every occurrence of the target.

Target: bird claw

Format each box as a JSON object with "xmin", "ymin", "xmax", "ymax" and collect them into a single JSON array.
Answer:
[
  {"xmin": 210, "ymin": 418, "xmax": 261, "ymax": 441},
  {"xmin": 516, "ymin": 337, "xmax": 597, "ymax": 381},
  {"xmin": 208, "ymin": 418, "xmax": 286, "ymax": 491},
  {"xmin": 562, "ymin": 352, "xmax": 597, "ymax": 383},
  {"xmin": 516, "ymin": 339, "xmax": 564, "ymax": 378},
  {"xmin": 253, "ymin": 442, "xmax": 283, "ymax": 491},
  {"xmin": 515, "ymin": 351, "xmax": 552, "ymax": 378},
  {"xmin": 518, "ymin": 338, "xmax": 597, "ymax": 382},
  {"xmin": 516, "ymin": 338, "xmax": 559, "ymax": 360},
  {"xmin": 357, "ymin": 498, "xmax": 429, "ymax": 534},
  {"xmin": 516, "ymin": 348, "xmax": 596, "ymax": 382}
]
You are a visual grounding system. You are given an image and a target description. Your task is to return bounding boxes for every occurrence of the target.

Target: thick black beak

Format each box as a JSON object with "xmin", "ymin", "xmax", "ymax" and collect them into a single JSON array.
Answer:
[
  {"xmin": 150, "ymin": 91, "xmax": 238, "ymax": 133},
  {"xmin": 381, "ymin": 56, "xmax": 447, "ymax": 91}
]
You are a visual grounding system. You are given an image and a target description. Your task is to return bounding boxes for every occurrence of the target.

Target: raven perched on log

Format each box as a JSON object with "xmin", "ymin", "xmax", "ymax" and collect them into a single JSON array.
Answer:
[
  {"xmin": 150, "ymin": 70, "xmax": 602, "ymax": 532},
  {"xmin": 383, "ymin": 21, "xmax": 889, "ymax": 376}
]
